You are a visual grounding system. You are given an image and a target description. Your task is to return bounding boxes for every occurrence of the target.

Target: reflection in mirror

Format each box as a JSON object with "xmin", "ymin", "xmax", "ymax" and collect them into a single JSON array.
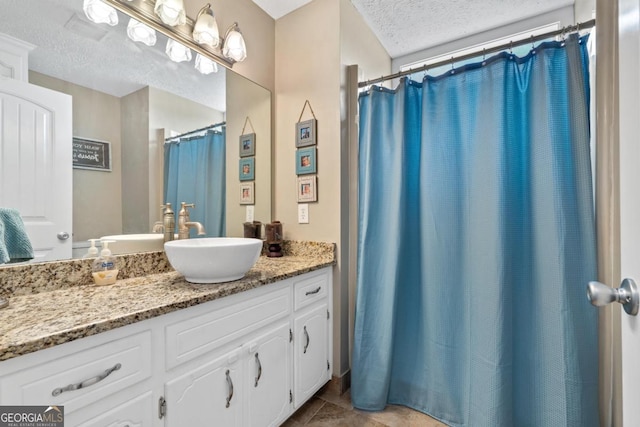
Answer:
[{"xmin": 0, "ymin": 0, "xmax": 271, "ymax": 262}]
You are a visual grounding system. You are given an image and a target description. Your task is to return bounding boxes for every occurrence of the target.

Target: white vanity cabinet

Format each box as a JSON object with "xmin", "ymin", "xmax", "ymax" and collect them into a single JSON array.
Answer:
[
  {"xmin": 0, "ymin": 266, "xmax": 333, "ymax": 427},
  {"xmin": 292, "ymin": 271, "xmax": 332, "ymax": 408}
]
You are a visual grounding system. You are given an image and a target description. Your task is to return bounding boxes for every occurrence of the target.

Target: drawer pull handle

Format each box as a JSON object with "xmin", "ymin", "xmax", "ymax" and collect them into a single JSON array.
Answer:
[
  {"xmin": 254, "ymin": 352, "xmax": 262, "ymax": 387},
  {"xmin": 52, "ymin": 363, "xmax": 122, "ymax": 396},
  {"xmin": 305, "ymin": 286, "xmax": 321, "ymax": 296},
  {"xmin": 225, "ymin": 370, "xmax": 234, "ymax": 408},
  {"xmin": 303, "ymin": 326, "xmax": 310, "ymax": 354}
]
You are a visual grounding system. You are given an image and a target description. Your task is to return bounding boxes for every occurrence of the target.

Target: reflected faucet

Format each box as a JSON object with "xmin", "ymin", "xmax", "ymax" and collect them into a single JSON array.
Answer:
[{"xmin": 178, "ymin": 202, "xmax": 206, "ymax": 239}]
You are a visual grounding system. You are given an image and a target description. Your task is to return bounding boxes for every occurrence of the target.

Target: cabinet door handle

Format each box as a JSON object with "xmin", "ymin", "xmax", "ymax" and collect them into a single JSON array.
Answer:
[
  {"xmin": 52, "ymin": 363, "xmax": 122, "ymax": 396},
  {"xmin": 303, "ymin": 326, "xmax": 310, "ymax": 354},
  {"xmin": 225, "ymin": 370, "xmax": 234, "ymax": 408},
  {"xmin": 254, "ymin": 352, "xmax": 262, "ymax": 387},
  {"xmin": 305, "ymin": 286, "xmax": 321, "ymax": 296}
]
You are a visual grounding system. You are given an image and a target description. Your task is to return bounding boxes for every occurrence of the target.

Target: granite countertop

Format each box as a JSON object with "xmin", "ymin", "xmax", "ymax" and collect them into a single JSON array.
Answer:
[{"xmin": 0, "ymin": 242, "xmax": 335, "ymax": 362}]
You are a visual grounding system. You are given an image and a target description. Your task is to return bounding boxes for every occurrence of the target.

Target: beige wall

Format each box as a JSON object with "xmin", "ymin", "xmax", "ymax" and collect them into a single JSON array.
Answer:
[
  {"xmin": 121, "ymin": 87, "xmax": 150, "ymax": 234},
  {"xmin": 29, "ymin": 71, "xmax": 123, "ymax": 242},
  {"xmin": 183, "ymin": 0, "xmax": 275, "ymax": 92},
  {"xmin": 226, "ymin": 72, "xmax": 272, "ymax": 237},
  {"xmin": 275, "ymin": 0, "xmax": 389, "ymax": 377}
]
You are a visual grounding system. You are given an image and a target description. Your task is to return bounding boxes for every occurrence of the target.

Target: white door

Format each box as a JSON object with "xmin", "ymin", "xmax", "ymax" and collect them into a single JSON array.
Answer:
[
  {"xmin": 0, "ymin": 77, "xmax": 72, "ymax": 262},
  {"xmin": 619, "ymin": 0, "xmax": 640, "ymax": 423}
]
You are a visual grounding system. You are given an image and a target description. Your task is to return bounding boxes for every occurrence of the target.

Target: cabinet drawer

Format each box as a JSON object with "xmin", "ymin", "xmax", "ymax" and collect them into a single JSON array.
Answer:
[
  {"xmin": 0, "ymin": 331, "xmax": 152, "ymax": 414},
  {"xmin": 165, "ymin": 286, "xmax": 290, "ymax": 369},
  {"xmin": 294, "ymin": 269, "xmax": 330, "ymax": 311}
]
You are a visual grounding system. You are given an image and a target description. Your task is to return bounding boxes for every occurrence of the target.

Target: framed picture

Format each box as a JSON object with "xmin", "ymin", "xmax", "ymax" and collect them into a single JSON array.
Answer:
[
  {"xmin": 72, "ymin": 137, "xmax": 112, "ymax": 171},
  {"xmin": 297, "ymin": 176, "xmax": 317, "ymax": 202},
  {"xmin": 296, "ymin": 119, "xmax": 317, "ymax": 148},
  {"xmin": 296, "ymin": 147, "xmax": 316, "ymax": 175},
  {"xmin": 239, "ymin": 158, "xmax": 255, "ymax": 181},
  {"xmin": 240, "ymin": 182, "xmax": 255, "ymax": 205},
  {"xmin": 239, "ymin": 133, "xmax": 256, "ymax": 157}
]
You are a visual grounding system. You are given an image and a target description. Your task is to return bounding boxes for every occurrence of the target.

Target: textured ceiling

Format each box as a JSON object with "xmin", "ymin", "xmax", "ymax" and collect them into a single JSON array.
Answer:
[
  {"xmin": 1, "ymin": 0, "xmax": 226, "ymax": 111},
  {"xmin": 255, "ymin": 0, "xmax": 573, "ymax": 59},
  {"xmin": 349, "ymin": 0, "xmax": 574, "ymax": 58}
]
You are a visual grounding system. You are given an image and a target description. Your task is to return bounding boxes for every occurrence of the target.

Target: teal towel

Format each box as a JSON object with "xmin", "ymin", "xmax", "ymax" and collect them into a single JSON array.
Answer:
[{"xmin": 0, "ymin": 208, "xmax": 34, "ymax": 264}]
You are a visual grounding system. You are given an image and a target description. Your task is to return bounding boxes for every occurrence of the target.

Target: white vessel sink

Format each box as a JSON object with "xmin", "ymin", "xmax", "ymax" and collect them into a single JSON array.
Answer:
[
  {"xmin": 100, "ymin": 234, "xmax": 164, "ymax": 255},
  {"xmin": 164, "ymin": 237, "xmax": 263, "ymax": 284}
]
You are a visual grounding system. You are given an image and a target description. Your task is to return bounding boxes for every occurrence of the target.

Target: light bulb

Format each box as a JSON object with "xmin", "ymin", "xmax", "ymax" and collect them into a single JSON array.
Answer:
[
  {"xmin": 193, "ymin": 4, "xmax": 220, "ymax": 48},
  {"xmin": 154, "ymin": 0, "xmax": 186, "ymax": 26},
  {"xmin": 222, "ymin": 23, "xmax": 247, "ymax": 62},
  {"xmin": 165, "ymin": 39, "xmax": 192, "ymax": 62},
  {"xmin": 83, "ymin": 0, "xmax": 118, "ymax": 26},
  {"xmin": 195, "ymin": 54, "xmax": 219, "ymax": 74},
  {"xmin": 127, "ymin": 18, "xmax": 157, "ymax": 46}
]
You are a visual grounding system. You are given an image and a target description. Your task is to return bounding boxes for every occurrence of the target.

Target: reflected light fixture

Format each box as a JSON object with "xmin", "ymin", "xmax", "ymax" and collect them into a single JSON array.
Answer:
[
  {"xmin": 193, "ymin": 4, "xmax": 220, "ymax": 48},
  {"xmin": 166, "ymin": 39, "xmax": 192, "ymax": 62},
  {"xmin": 127, "ymin": 18, "xmax": 157, "ymax": 46},
  {"xmin": 154, "ymin": 0, "xmax": 186, "ymax": 26},
  {"xmin": 83, "ymin": 0, "xmax": 118, "ymax": 26},
  {"xmin": 222, "ymin": 23, "xmax": 247, "ymax": 62},
  {"xmin": 195, "ymin": 54, "xmax": 219, "ymax": 74}
]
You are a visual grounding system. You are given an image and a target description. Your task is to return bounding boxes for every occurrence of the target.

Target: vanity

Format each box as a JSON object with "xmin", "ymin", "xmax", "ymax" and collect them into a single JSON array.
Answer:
[{"xmin": 0, "ymin": 242, "xmax": 335, "ymax": 426}]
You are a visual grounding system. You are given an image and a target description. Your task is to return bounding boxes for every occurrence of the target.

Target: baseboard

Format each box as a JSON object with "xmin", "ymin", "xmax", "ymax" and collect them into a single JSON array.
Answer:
[{"xmin": 328, "ymin": 370, "xmax": 351, "ymax": 395}]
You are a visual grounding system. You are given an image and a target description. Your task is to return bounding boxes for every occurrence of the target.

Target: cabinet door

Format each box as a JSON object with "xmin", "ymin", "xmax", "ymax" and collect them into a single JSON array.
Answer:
[
  {"xmin": 293, "ymin": 304, "xmax": 330, "ymax": 408},
  {"xmin": 76, "ymin": 391, "xmax": 154, "ymax": 427},
  {"xmin": 165, "ymin": 349, "xmax": 242, "ymax": 427},
  {"xmin": 244, "ymin": 321, "xmax": 292, "ymax": 427}
]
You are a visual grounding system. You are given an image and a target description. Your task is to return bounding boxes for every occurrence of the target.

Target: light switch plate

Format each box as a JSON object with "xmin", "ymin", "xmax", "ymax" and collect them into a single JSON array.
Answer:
[
  {"xmin": 298, "ymin": 204, "xmax": 309, "ymax": 224},
  {"xmin": 246, "ymin": 205, "xmax": 255, "ymax": 222}
]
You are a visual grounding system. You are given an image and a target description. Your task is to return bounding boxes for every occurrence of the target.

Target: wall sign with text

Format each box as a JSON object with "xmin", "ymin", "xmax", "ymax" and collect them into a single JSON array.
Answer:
[{"xmin": 72, "ymin": 137, "xmax": 112, "ymax": 171}]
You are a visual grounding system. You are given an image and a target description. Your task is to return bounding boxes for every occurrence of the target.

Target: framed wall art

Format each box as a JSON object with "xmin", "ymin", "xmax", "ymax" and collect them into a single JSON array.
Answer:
[
  {"xmin": 297, "ymin": 176, "xmax": 317, "ymax": 202},
  {"xmin": 296, "ymin": 147, "xmax": 316, "ymax": 175},
  {"xmin": 239, "ymin": 157, "xmax": 255, "ymax": 181},
  {"xmin": 296, "ymin": 119, "xmax": 317, "ymax": 148},
  {"xmin": 239, "ymin": 133, "xmax": 256, "ymax": 157},
  {"xmin": 240, "ymin": 182, "xmax": 255, "ymax": 205}
]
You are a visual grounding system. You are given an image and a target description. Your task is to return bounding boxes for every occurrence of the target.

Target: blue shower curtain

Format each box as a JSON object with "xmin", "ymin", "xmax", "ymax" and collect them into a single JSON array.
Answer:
[
  {"xmin": 164, "ymin": 129, "xmax": 226, "ymax": 237},
  {"xmin": 352, "ymin": 35, "xmax": 598, "ymax": 427}
]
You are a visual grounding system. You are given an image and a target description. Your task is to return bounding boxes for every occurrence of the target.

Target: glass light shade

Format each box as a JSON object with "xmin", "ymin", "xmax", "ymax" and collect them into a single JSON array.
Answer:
[
  {"xmin": 165, "ymin": 39, "xmax": 192, "ymax": 62},
  {"xmin": 195, "ymin": 54, "xmax": 218, "ymax": 74},
  {"xmin": 154, "ymin": 0, "xmax": 186, "ymax": 26},
  {"xmin": 193, "ymin": 6, "xmax": 220, "ymax": 48},
  {"xmin": 222, "ymin": 24, "xmax": 247, "ymax": 62},
  {"xmin": 127, "ymin": 19, "xmax": 157, "ymax": 46},
  {"xmin": 83, "ymin": 0, "xmax": 118, "ymax": 26}
]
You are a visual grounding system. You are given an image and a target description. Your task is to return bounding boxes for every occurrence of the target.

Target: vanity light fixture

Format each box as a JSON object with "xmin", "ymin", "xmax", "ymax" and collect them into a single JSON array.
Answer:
[
  {"xmin": 154, "ymin": 0, "xmax": 186, "ymax": 26},
  {"xmin": 83, "ymin": 0, "xmax": 119, "ymax": 26},
  {"xmin": 195, "ymin": 54, "xmax": 218, "ymax": 74},
  {"xmin": 127, "ymin": 18, "xmax": 157, "ymax": 46},
  {"xmin": 165, "ymin": 39, "xmax": 192, "ymax": 62},
  {"xmin": 222, "ymin": 23, "xmax": 247, "ymax": 63},
  {"xmin": 98, "ymin": 0, "xmax": 247, "ymax": 67},
  {"xmin": 192, "ymin": 4, "xmax": 220, "ymax": 48}
]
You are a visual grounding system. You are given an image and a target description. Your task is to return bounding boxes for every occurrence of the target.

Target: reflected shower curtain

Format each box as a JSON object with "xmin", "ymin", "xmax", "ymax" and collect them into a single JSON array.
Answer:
[
  {"xmin": 164, "ymin": 129, "xmax": 226, "ymax": 237},
  {"xmin": 351, "ymin": 35, "xmax": 598, "ymax": 427}
]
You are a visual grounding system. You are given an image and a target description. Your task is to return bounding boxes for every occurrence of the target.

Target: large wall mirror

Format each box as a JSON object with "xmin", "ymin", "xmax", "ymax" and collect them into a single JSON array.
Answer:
[{"xmin": 0, "ymin": 0, "xmax": 271, "ymax": 262}]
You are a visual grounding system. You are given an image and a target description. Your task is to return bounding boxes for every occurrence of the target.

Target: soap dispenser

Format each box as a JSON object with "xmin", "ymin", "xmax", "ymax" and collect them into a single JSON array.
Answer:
[
  {"xmin": 92, "ymin": 240, "xmax": 119, "ymax": 286},
  {"xmin": 83, "ymin": 239, "xmax": 99, "ymax": 259}
]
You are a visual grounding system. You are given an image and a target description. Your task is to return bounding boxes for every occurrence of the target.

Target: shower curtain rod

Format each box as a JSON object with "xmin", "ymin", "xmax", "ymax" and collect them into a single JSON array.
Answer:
[
  {"xmin": 358, "ymin": 19, "xmax": 596, "ymax": 88},
  {"xmin": 165, "ymin": 121, "xmax": 226, "ymax": 142}
]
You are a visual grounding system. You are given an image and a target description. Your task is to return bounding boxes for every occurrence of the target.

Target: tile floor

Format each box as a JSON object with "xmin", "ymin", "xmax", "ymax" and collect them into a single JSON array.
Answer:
[{"xmin": 282, "ymin": 385, "xmax": 448, "ymax": 427}]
